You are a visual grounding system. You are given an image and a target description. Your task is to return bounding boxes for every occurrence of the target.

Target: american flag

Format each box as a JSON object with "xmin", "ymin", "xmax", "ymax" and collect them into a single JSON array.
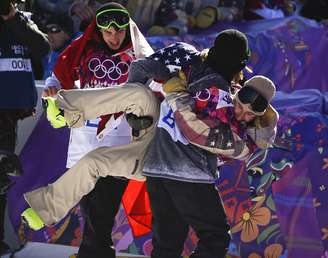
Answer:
[{"xmin": 150, "ymin": 42, "xmax": 200, "ymax": 72}]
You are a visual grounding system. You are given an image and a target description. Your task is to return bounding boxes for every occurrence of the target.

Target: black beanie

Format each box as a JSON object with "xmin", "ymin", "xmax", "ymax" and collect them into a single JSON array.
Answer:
[
  {"xmin": 96, "ymin": 2, "xmax": 128, "ymax": 16},
  {"xmin": 46, "ymin": 14, "xmax": 74, "ymax": 36},
  {"xmin": 207, "ymin": 29, "xmax": 250, "ymax": 81}
]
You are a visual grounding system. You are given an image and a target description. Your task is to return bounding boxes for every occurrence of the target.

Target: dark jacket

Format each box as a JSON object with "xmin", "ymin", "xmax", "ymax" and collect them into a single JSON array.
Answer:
[
  {"xmin": 0, "ymin": 11, "xmax": 49, "ymax": 110},
  {"xmin": 129, "ymin": 42, "xmax": 251, "ymax": 183}
]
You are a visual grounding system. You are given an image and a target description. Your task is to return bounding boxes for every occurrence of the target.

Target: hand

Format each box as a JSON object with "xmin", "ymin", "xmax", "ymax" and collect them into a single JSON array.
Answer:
[
  {"xmin": 0, "ymin": 3, "xmax": 17, "ymax": 21},
  {"xmin": 126, "ymin": 113, "xmax": 153, "ymax": 130},
  {"xmin": 71, "ymin": 2, "xmax": 94, "ymax": 21},
  {"xmin": 42, "ymin": 97, "xmax": 66, "ymax": 129},
  {"xmin": 162, "ymin": 70, "xmax": 187, "ymax": 94},
  {"xmin": 42, "ymin": 86, "xmax": 59, "ymax": 97}
]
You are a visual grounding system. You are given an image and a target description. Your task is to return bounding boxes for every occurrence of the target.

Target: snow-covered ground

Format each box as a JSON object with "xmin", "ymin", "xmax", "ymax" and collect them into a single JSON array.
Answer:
[{"xmin": 1, "ymin": 242, "xmax": 149, "ymax": 258}]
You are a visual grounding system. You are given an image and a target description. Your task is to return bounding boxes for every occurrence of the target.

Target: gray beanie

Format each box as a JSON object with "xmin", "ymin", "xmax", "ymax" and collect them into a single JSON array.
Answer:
[{"xmin": 243, "ymin": 75, "xmax": 276, "ymax": 103}]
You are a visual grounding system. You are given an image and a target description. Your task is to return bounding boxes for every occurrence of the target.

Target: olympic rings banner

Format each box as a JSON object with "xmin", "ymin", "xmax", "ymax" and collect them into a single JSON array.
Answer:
[{"xmin": 7, "ymin": 15, "xmax": 328, "ymax": 258}]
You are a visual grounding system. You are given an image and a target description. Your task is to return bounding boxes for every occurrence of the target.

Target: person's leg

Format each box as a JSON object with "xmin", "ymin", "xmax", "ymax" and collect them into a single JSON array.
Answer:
[
  {"xmin": 168, "ymin": 182, "xmax": 230, "ymax": 258},
  {"xmin": 77, "ymin": 176, "xmax": 128, "ymax": 258},
  {"xmin": 23, "ymin": 136, "xmax": 150, "ymax": 226},
  {"xmin": 57, "ymin": 83, "xmax": 159, "ymax": 128},
  {"xmin": 146, "ymin": 177, "xmax": 189, "ymax": 258},
  {"xmin": 23, "ymin": 85, "xmax": 160, "ymax": 226},
  {"xmin": 0, "ymin": 112, "xmax": 18, "ymax": 253}
]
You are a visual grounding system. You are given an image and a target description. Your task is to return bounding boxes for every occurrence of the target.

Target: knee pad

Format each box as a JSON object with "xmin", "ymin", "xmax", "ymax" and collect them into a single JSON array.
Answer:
[{"xmin": 0, "ymin": 152, "xmax": 23, "ymax": 177}]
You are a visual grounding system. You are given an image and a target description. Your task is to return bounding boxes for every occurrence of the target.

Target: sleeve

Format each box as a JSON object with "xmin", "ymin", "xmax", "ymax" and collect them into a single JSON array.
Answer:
[
  {"xmin": 5, "ymin": 11, "xmax": 50, "ymax": 59},
  {"xmin": 166, "ymin": 92, "xmax": 252, "ymax": 160},
  {"xmin": 53, "ymin": 35, "xmax": 84, "ymax": 89},
  {"xmin": 128, "ymin": 57, "xmax": 171, "ymax": 84},
  {"xmin": 128, "ymin": 42, "xmax": 199, "ymax": 84}
]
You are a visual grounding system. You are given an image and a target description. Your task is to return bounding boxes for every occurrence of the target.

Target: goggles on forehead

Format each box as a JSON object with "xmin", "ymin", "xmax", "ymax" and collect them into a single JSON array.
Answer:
[
  {"xmin": 235, "ymin": 86, "xmax": 268, "ymax": 116},
  {"xmin": 96, "ymin": 8, "xmax": 130, "ymax": 30}
]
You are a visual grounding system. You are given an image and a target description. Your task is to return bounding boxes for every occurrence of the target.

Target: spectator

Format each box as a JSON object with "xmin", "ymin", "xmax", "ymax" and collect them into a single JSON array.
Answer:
[
  {"xmin": 42, "ymin": 14, "xmax": 77, "ymax": 79},
  {"xmin": 244, "ymin": 0, "xmax": 296, "ymax": 20},
  {"xmin": 0, "ymin": 0, "xmax": 49, "ymax": 254},
  {"xmin": 300, "ymin": 0, "xmax": 328, "ymax": 24},
  {"xmin": 146, "ymin": 0, "xmax": 245, "ymax": 36},
  {"xmin": 69, "ymin": 0, "xmax": 109, "ymax": 32},
  {"xmin": 30, "ymin": 0, "xmax": 74, "ymax": 32}
]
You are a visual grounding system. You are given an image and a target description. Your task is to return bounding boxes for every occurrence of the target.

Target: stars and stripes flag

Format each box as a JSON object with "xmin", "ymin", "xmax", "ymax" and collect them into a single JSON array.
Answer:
[{"xmin": 150, "ymin": 42, "xmax": 200, "ymax": 72}]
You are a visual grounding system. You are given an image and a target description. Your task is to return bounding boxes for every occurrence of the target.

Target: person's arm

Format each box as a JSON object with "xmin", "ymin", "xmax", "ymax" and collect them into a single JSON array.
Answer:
[
  {"xmin": 128, "ymin": 42, "xmax": 199, "ymax": 84},
  {"xmin": 128, "ymin": 57, "xmax": 171, "ymax": 85},
  {"xmin": 3, "ymin": 6, "xmax": 50, "ymax": 59}
]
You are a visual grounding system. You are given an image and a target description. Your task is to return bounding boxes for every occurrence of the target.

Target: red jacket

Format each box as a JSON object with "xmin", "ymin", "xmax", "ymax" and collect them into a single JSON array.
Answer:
[{"xmin": 54, "ymin": 19, "xmax": 152, "ymax": 237}]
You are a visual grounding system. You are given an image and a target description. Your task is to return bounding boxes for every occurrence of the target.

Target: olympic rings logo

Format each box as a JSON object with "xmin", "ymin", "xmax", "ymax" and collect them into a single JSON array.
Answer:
[
  {"xmin": 88, "ymin": 58, "xmax": 129, "ymax": 80},
  {"xmin": 193, "ymin": 89, "xmax": 211, "ymax": 102}
]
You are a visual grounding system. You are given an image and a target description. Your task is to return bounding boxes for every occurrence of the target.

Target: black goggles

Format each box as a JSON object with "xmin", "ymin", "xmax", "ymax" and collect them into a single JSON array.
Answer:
[
  {"xmin": 236, "ymin": 86, "xmax": 268, "ymax": 115},
  {"xmin": 96, "ymin": 8, "xmax": 130, "ymax": 30}
]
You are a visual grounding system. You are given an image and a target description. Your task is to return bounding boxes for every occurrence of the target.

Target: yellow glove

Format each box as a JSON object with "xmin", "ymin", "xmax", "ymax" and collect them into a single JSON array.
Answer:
[
  {"xmin": 162, "ymin": 70, "xmax": 187, "ymax": 94},
  {"xmin": 195, "ymin": 6, "xmax": 217, "ymax": 29},
  {"xmin": 254, "ymin": 105, "xmax": 279, "ymax": 129}
]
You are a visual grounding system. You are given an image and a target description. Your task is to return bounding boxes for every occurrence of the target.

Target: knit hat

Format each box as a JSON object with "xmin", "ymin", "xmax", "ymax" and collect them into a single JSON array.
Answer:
[
  {"xmin": 46, "ymin": 14, "xmax": 74, "ymax": 36},
  {"xmin": 96, "ymin": 2, "xmax": 128, "ymax": 16},
  {"xmin": 207, "ymin": 29, "xmax": 250, "ymax": 81},
  {"xmin": 243, "ymin": 75, "xmax": 276, "ymax": 103},
  {"xmin": 236, "ymin": 75, "xmax": 276, "ymax": 116}
]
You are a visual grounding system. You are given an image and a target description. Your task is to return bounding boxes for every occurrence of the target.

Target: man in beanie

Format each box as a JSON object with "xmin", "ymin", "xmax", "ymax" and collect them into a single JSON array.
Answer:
[
  {"xmin": 32, "ymin": 3, "xmax": 156, "ymax": 258},
  {"xmin": 42, "ymin": 14, "xmax": 77, "ymax": 79}
]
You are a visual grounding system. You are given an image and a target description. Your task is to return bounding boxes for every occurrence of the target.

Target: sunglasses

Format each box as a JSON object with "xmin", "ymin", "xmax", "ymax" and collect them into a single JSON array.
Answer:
[
  {"xmin": 96, "ymin": 8, "xmax": 130, "ymax": 30},
  {"xmin": 235, "ymin": 86, "xmax": 268, "ymax": 116},
  {"xmin": 46, "ymin": 25, "xmax": 62, "ymax": 34}
]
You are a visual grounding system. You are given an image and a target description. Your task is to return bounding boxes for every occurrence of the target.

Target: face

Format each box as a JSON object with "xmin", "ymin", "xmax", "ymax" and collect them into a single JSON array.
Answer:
[
  {"xmin": 100, "ymin": 27, "xmax": 127, "ymax": 50},
  {"xmin": 46, "ymin": 25, "xmax": 70, "ymax": 51},
  {"xmin": 233, "ymin": 99, "xmax": 257, "ymax": 123}
]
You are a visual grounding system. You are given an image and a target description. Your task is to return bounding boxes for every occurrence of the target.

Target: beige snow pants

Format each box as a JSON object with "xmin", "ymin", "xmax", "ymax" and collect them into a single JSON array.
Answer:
[{"xmin": 24, "ymin": 83, "xmax": 160, "ymax": 225}]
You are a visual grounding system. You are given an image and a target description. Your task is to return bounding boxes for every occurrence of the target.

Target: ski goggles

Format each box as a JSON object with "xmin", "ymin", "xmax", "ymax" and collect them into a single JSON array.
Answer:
[
  {"xmin": 235, "ymin": 86, "xmax": 268, "ymax": 116},
  {"xmin": 96, "ymin": 8, "xmax": 130, "ymax": 30}
]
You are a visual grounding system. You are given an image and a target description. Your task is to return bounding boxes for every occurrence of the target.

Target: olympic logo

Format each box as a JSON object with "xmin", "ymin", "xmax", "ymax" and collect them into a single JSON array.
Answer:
[
  {"xmin": 88, "ymin": 57, "xmax": 129, "ymax": 80},
  {"xmin": 193, "ymin": 89, "xmax": 211, "ymax": 102}
]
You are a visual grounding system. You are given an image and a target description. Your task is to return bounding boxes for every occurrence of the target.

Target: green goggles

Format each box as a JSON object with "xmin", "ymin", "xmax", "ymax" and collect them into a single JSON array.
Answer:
[{"xmin": 96, "ymin": 8, "xmax": 130, "ymax": 30}]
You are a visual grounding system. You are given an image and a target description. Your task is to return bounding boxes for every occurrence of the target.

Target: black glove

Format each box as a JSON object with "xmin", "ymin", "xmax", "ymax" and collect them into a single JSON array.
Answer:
[
  {"xmin": 126, "ymin": 114, "xmax": 153, "ymax": 137},
  {"xmin": 126, "ymin": 113, "xmax": 153, "ymax": 130}
]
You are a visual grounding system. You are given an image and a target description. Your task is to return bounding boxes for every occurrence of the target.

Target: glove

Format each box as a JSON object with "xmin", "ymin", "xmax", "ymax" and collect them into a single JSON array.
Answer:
[
  {"xmin": 162, "ymin": 70, "xmax": 187, "ymax": 94},
  {"xmin": 42, "ymin": 97, "xmax": 67, "ymax": 129},
  {"xmin": 126, "ymin": 113, "xmax": 153, "ymax": 130}
]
